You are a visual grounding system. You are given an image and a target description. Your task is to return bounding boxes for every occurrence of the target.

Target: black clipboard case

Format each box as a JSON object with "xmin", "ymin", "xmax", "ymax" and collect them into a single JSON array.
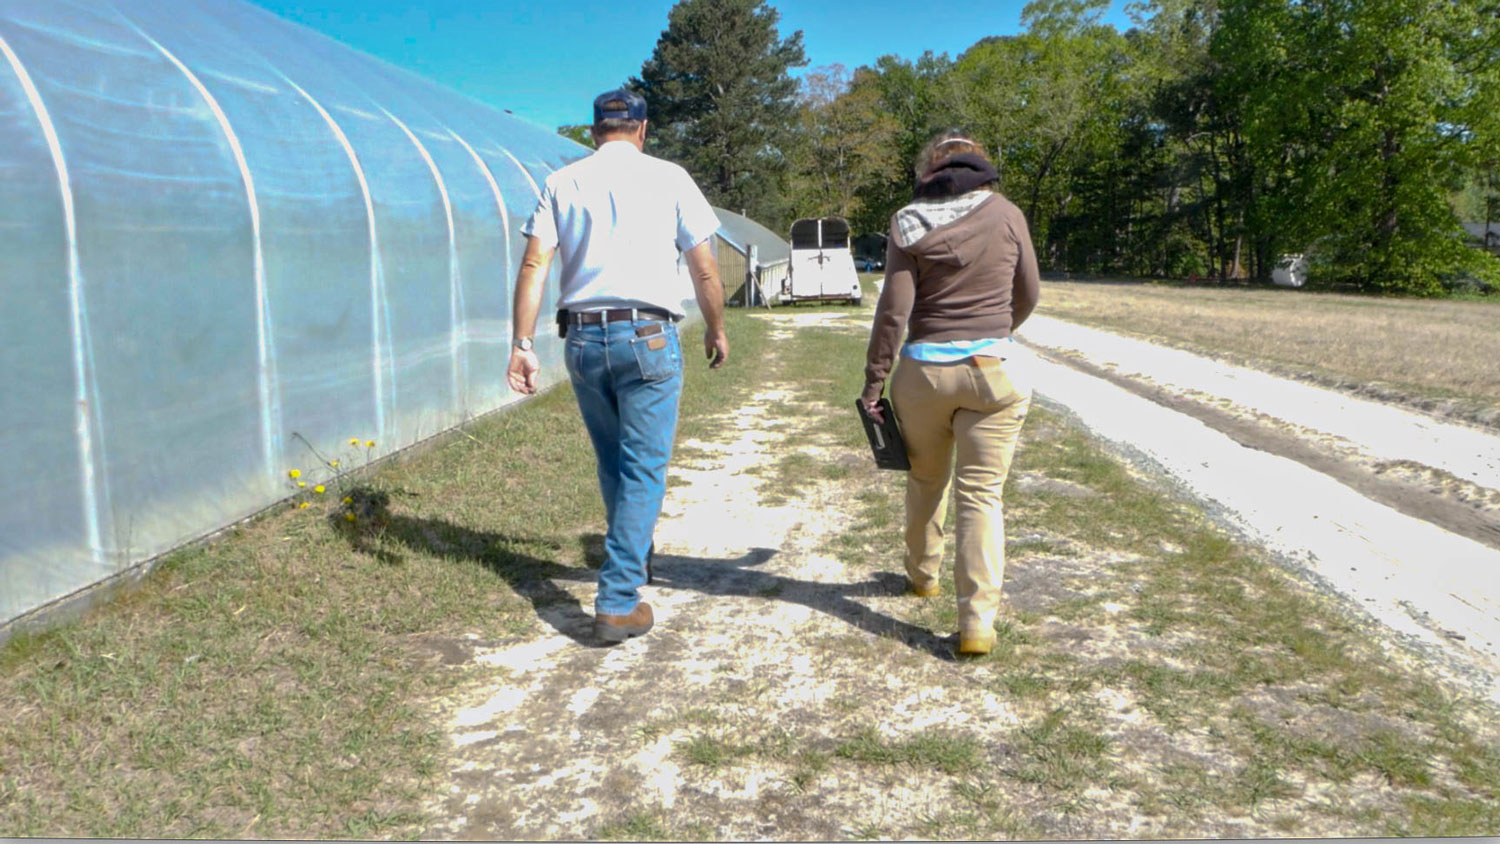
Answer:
[{"xmin": 855, "ymin": 398, "xmax": 911, "ymax": 471}]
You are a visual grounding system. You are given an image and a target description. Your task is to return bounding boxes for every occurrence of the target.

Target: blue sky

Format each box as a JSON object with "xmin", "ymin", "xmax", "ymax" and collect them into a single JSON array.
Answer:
[{"xmin": 247, "ymin": 0, "xmax": 1137, "ymax": 134}]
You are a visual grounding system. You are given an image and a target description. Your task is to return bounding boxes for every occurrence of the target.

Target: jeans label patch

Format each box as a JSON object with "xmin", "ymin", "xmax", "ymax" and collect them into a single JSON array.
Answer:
[{"xmin": 646, "ymin": 336, "xmax": 667, "ymax": 351}]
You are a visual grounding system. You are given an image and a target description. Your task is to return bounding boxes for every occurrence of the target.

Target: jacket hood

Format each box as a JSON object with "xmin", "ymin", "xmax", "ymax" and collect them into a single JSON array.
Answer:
[
  {"xmin": 905, "ymin": 194, "xmax": 998, "ymax": 267},
  {"xmin": 914, "ymin": 153, "xmax": 999, "ymax": 200}
]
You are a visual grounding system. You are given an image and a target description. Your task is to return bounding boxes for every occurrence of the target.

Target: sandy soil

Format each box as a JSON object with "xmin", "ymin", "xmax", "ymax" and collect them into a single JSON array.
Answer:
[
  {"xmin": 416, "ymin": 312, "xmax": 924, "ymax": 839},
  {"xmin": 1017, "ymin": 315, "xmax": 1500, "ymax": 703},
  {"xmin": 406, "ymin": 308, "xmax": 1500, "ymax": 839},
  {"xmin": 1022, "ymin": 316, "xmax": 1500, "ymax": 528}
]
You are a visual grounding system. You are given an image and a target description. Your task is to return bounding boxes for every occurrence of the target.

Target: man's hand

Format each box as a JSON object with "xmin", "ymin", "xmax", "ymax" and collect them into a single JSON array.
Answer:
[
  {"xmin": 507, "ymin": 349, "xmax": 540, "ymax": 395},
  {"xmin": 704, "ymin": 327, "xmax": 729, "ymax": 369},
  {"xmin": 507, "ymin": 235, "xmax": 553, "ymax": 396},
  {"xmin": 683, "ymin": 240, "xmax": 728, "ymax": 371}
]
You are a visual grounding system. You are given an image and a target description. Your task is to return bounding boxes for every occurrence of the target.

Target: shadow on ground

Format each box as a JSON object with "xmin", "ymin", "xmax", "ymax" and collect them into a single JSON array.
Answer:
[{"xmin": 330, "ymin": 491, "xmax": 952, "ymax": 659}]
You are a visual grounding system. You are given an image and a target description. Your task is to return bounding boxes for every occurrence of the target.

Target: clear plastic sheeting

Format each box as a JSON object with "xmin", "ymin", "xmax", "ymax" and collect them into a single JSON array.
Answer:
[{"xmin": 0, "ymin": 0, "xmax": 602, "ymax": 626}]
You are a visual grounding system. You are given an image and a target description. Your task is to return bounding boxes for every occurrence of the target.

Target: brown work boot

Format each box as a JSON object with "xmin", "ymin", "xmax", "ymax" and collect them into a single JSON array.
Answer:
[{"xmin": 595, "ymin": 602, "xmax": 654, "ymax": 643}]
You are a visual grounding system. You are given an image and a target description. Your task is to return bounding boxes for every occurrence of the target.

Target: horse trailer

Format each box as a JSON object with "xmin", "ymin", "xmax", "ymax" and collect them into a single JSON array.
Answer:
[{"xmin": 780, "ymin": 217, "xmax": 862, "ymax": 305}]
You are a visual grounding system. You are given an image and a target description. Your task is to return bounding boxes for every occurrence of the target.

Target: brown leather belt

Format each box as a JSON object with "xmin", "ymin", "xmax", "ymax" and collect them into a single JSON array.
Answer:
[{"xmin": 564, "ymin": 307, "xmax": 675, "ymax": 325}]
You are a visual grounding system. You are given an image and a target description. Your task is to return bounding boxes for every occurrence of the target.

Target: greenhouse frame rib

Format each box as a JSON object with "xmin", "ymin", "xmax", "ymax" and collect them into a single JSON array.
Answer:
[
  {"xmin": 279, "ymin": 73, "xmax": 391, "ymax": 437},
  {"xmin": 0, "ymin": 29, "xmax": 105, "ymax": 569},
  {"xmin": 131, "ymin": 21, "xmax": 284, "ymax": 488}
]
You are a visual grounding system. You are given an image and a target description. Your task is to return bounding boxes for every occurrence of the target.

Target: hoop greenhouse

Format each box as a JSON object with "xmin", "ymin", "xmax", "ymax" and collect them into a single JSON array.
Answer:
[{"xmin": 0, "ymin": 0, "xmax": 634, "ymax": 629}]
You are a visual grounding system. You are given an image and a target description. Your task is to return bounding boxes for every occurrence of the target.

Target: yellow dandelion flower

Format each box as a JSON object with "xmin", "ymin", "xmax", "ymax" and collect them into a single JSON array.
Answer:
[
  {"xmin": 349, "ymin": 438, "xmax": 360, "ymax": 446},
  {"xmin": 314, "ymin": 485, "xmax": 325, "ymax": 494},
  {"xmin": 345, "ymin": 513, "xmax": 356, "ymax": 523},
  {"xmin": 366, "ymin": 439, "xmax": 376, "ymax": 448},
  {"xmin": 297, "ymin": 481, "xmax": 307, "ymax": 488},
  {"xmin": 342, "ymin": 496, "xmax": 353, "ymax": 505},
  {"xmin": 330, "ymin": 460, "xmax": 340, "ymax": 468},
  {"xmin": 298, "ymin": 502, "xmax": 310, "ymax": 509},
  {"xmin": 288, "ymin": 469, "xmax": 301, "ymax": 479}
]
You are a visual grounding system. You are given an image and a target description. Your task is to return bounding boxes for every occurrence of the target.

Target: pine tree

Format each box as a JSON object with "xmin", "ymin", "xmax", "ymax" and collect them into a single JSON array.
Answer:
[{"xmin": 632, "ymin": 0, "xmax": 807, "ymax": 228}]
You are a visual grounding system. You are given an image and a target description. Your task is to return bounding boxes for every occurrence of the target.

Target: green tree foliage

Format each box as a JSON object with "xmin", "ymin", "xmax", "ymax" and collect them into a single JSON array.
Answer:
[
  {"xmin": 851, "ymin": 51, "xmax": 957, "ymax": 233},
  {"xmin": 1213, "ymin": 0, "xmax": 1500, "ymax": 293},
  {"xmin": 786, "ymin": 65, "xmax": 900, "ymax": 228},
  {"xmin": 1116, "ymin": 0, "xmax": 1254, "ymax": 279},
  {"xmin": 632, "ymin": 0, "xmax": 1497, "ymax": 294},
  {"xmin": 938, "ymin": 2, "xmax": 1140, "ymax": 271},
  {"xmin": 632, "ymin": 0, "xmax": 807, "ymax": 228}
]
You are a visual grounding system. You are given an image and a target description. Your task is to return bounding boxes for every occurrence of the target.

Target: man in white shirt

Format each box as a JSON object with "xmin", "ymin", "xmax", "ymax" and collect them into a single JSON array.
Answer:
[{"xmin": 506, "ymin": 88, "xmax": 728, "ymax": 643}]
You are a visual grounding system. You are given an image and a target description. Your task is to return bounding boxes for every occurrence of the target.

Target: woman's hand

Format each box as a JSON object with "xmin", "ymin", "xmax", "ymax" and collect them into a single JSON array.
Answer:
[{"xmin": 860, "ymin": 385, "xmax": 885, "ymax": 423}]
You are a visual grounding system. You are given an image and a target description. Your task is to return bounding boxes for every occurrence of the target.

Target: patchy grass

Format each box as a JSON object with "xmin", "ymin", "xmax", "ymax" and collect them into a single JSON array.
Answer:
[
  {"xmin": 593, "ymin": 810, "xmax": 673, "ymax": 841},
  {"xmin": 675, "ymin": 311, "xmax": 776, "ymax": 445},
  {"xmin": 1038, "ymin": 280, "xmax": 1500, "ymax": 425},
  {"xmin": 734, "ymin": 297, "xmax": 874, "ymax": 509},
  {"xmin": 1006, "ymin": 706, "xmax": 1120, "ymax": 794},
  {"xmin": 9, "ymin": 289, "xmax": 1500, "ymax": 839},
  {"xmin": 680, "ymin": 735, "xmax": 753, "ymax": 769},
  {"xmin": 0, "ymin": 309, "xmax": 775, "ymax": 839},
  {"xmin": 834, "ymin": 728, "xmax": 983, "ymax": 775},
  {"xmin": 754, "ymin": 302, "xmax": 1500, "ymax": 836}
]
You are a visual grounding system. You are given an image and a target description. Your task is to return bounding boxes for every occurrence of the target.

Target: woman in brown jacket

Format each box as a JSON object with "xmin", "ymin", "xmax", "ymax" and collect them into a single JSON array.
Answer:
[{"xmin": 860, "ymin": 130, "xmax": 1040, "ymax": 657}]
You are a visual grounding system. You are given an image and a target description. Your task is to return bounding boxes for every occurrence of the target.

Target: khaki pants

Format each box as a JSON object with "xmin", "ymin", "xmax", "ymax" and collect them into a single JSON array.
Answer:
[{"xmin": 890, "ymin": 354, "xmax": 1031, "ymax": 637}]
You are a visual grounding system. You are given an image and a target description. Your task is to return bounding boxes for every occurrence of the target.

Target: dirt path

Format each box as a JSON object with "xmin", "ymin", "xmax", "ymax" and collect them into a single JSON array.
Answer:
[
  {"xmin": 1021, "ymin": 315, "xmax": 1500, "ymax": 535},
  {"xmin": 410, "ymin": 309, "xmax": 1500, "ymax": 840},
  {"xmin": 1017, "ymin": 315, "xmax": 1500, "ymax": 704},
  {"xmin": 418, "ymin": 311, "xmax": 961, "ymax": 839}
]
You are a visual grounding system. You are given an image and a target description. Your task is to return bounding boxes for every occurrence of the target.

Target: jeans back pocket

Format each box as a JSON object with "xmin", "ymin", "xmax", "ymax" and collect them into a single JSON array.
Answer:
[{"xmin": 631, "ymin": 325, "xmax": 682, "ymax": 382}]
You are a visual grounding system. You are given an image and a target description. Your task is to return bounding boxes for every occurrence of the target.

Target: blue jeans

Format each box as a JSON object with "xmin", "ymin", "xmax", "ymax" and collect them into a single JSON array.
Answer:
[{"xmin": 564, "ymin": 318, "xmax": 683, "ymax": 615}]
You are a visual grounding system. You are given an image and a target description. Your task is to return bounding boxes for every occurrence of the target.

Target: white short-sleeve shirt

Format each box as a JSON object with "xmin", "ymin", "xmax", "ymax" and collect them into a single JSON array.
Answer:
[{"xmin": 522, "ymin": 141, "xmax": 721, "ymax": 318}]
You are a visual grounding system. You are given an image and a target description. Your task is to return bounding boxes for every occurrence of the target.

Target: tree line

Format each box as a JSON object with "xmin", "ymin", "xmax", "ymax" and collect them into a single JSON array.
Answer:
[{"xmin": 562, "ymin": 0, "xmax": 1500, "ymax": 295}]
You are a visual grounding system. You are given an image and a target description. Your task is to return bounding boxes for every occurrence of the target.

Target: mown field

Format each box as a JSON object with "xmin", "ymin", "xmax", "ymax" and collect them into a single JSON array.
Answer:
[{"xmin": 1034, "ymin": 280, "xmax": 1500, "ymax": 426}]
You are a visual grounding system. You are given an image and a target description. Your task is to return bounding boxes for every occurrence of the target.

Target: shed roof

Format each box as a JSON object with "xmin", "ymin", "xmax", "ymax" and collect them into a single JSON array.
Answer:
[{"xmin": 714, "ymin": 208, "xmax": 790, "ymax": 266}]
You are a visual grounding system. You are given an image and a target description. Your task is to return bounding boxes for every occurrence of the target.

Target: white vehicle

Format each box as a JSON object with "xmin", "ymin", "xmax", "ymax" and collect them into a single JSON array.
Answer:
[
  {"xmin": 780, "ymin": 217, "xmax": 862, "ymax": 305},
  {"xmin": 1272, "ymin": 253, "xmax": 1308, "ymax": 287}
]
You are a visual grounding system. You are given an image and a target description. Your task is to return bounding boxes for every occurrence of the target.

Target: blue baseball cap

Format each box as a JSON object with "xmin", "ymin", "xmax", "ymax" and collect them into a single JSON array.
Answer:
[{"xmin": 593, "ymin": 88, "xmax": 647, "ymax": 122}]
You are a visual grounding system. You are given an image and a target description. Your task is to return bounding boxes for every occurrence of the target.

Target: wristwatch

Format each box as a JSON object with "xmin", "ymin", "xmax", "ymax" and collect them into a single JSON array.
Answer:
[{"xmin": 512, "ymin": 336, "xmax": 534, "ymax": 352}]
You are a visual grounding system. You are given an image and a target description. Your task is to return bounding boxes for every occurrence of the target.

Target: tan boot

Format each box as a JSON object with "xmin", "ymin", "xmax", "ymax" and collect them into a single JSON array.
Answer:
[
  {"xmin": 907, "ymin": 578, "xmax": 941, "ymax": 598},
  {"xmin": 957, "ymin": 631, "xmax": 994, "ymax": 657},
  {"xmin": 595, "ymin": 602, "xmax": 654, "ymax": 643}
]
